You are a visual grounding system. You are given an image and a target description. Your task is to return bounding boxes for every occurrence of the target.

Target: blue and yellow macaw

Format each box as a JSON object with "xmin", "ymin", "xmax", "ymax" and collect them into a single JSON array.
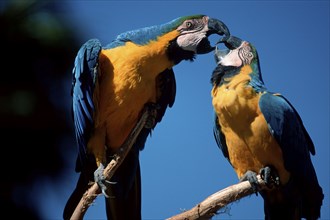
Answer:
[
  {"xmin": 63, "ymin": 15, "xmax": 230, "ymax": 220},
  {"xmin": 211, "ymin": 36, "xmax": 323, "ymax": 219}
]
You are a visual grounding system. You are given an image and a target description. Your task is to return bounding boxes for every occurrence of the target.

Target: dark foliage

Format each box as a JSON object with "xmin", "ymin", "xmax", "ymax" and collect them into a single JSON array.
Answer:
[{"xmin": 0, "ymin": 1, "xmax": 80, "ymax": 219}]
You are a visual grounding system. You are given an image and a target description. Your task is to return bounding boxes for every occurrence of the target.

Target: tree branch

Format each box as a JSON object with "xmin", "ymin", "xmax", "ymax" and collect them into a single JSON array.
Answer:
[
  {"xmin": 70, "ymin": 108, "xmax": 151, "ymax": 220},
  {"xmin": 69, "ymin": 105, "xmax": 268, "ymax": 220},
  {"xmin": 167, "ymin": 175, "xmax": 267, "ymax": 220}
]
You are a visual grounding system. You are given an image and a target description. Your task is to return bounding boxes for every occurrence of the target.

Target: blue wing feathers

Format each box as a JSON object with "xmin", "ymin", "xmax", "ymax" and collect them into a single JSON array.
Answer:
[
  {"xmin": 72, "ymin": 39, "xmax": 102, "ymax": 172},
  {"xmin": 279, "ymin": 95, "xmax": 315, "ymax": 155},
  {"xmin": 259, "ymin": 92, "xmax": 323, "ymax": 218},
  {"xmin": 213, "ymin": 114, "xmax": 230, "ymax": 164},
  {"xmin": 259, "ymin": 92, "xmax": 316, "ymax": 178}
]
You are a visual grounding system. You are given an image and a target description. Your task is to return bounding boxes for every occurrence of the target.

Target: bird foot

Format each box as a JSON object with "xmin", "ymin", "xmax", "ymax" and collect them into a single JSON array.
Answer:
[
  {"xmin": 259, "ymin": 165, "xmax": 280, "ymax": 189},
  {"xmin": 240, "ymin": 170, "xmax": 259, "ymax": 195},
  {"xmin": 143, "ymin": 102, "xmax": 160, "ymax": 129},
  {"xmin": 94, "ymin": 163, "xmax": 116, "ymax": 198}
]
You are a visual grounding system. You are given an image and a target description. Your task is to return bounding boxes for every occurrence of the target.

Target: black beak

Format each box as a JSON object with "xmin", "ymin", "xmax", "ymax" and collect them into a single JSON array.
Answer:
[
  {"xmin": 208, "ymin": 18, "xmax": 230, "ymax": 42},
  {"xmin": 214, "ymin": 36, "xmax": 243, "ymax": 63},
  {"xmin": 221, "ymin": 35, "xmax": 243, "ymax": 50},
  {"xmin": 196, "ymin": 17, "xmax": 230, "ymax": 54},
  {"xmin": 214, "ymin": 36, "xmax": 244, "ymax": 63}
]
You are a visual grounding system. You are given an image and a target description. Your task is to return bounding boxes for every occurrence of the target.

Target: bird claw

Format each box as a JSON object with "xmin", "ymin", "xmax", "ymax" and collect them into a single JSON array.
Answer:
[
  {"xmin": 240, "ymin": 170, "xmax": 259, "ymax": 195},
  {"xmin": 260, "ymin": 165, "xmax": 280, "ymax": 188},
  {"xmin": 94, "ymin": 163, "xmax": 116, "ymax": 198}
]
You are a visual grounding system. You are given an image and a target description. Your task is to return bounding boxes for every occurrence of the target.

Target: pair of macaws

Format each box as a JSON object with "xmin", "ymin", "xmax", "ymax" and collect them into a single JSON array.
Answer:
[{"xmin": 63, "ymin": 14, "xmax": 323, "ymax": 220}]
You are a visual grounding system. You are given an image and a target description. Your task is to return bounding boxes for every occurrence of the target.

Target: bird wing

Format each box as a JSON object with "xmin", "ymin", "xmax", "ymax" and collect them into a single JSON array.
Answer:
[
  {"xmin": 133, "ymin": 67, "xmax": 176, "ymax": 151},
  {"xmin": 259, "ymin": 92, "xmax": 315, "ymax": 176},
  {"xmin": 259, "ymin": 92, "xmax": 323, "ymax": 219},
  {"xmin": 213, "ymin": 114, "xmax": 231, "ymax": 165},
  {"xmin": 71, "ymin": 38, "xmax": 102, "ymax": 172},
  {"xmin": 155, "ymin": 68, "xmax": 176, "ymax": 122}
]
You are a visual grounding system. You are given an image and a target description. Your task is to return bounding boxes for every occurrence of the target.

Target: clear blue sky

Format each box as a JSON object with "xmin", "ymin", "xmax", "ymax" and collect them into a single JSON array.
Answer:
[{"xmin": 36, "ymin": 1, "xmax": 329, "ymax": 219}]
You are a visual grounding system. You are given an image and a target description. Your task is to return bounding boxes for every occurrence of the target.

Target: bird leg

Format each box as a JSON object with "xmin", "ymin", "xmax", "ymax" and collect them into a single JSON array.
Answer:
[
  {"xmin": 259, "ymin": 165, "xmax": 280, "ymax": 188},
  {"xmin": 94, "ymin": 163, "xmax": 116, "ymax": 198},
  {"xmin": 240, "ymin": 170, "xmax": 259, "ymax": 195},
  {"xmin": 93, "ymin": 104, "xmax": 157, "ymax": 198}
]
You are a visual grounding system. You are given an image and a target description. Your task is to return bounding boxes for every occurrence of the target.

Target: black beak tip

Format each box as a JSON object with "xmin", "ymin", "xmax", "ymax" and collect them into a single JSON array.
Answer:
[
  {"xmin": 208, "ymin": 18, "xmax": 244, "ymax": 50},
  {"xmin": 216, "ymin": 35, "xmax": 230, "ymax": 45},
  {"xmin": 208, "ymin": 18, "xmax": 230, "ymax": 38},
  {"xmin": 224, "ymin": 36, "xmax": 243, "ymax": 49}
]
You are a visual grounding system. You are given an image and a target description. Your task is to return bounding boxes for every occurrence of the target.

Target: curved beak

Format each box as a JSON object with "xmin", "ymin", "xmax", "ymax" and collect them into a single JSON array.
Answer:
[
  {"xmin": 222, "ymin": 35, "xmax": 243, "ymax": 50},
  {"xmin": 196, "ymin": 17, "xmax": 230, "ymax": 54},
  {"xmin": 208, "ymin": 18, "xmax": 230, "ymax": 42},
  {"xmin": 214, "ymin": 36, "xmax": 244, "ymax": 63}
]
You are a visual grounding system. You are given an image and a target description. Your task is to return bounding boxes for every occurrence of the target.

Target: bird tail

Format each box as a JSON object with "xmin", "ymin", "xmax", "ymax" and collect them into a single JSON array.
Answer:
[
  {"xmin": 105, "ymin": 163, "xmax": 141, "ymax": 220},
  {"xmin": 105, "ymin": 145, "xmax": 142, "ymax": 220},
  {"xmin": 261, "ymin": 174, "xmax": 323, "ymax": 220},
  {"xmin": 63, "ymin": 167, "xmax": 94, "ymax": 220},
  {"xmin": 301, "ymin": 169, "xmax": 324, "ymax": 220}
]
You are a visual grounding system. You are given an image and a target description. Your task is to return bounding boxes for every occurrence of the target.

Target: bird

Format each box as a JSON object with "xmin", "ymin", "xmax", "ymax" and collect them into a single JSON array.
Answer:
[
  {"xmin": 63, "ymin": 14, "xmax": 230, "ymax": 220},
  {"xmin": 210, "ymin": 36, "xmax": 324, "ymax": 220}
]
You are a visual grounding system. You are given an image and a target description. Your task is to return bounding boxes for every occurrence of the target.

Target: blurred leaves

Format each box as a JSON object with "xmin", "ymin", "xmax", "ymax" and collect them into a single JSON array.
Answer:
[{"xmin": 0, "ymin": 0, "xmax": 79, "ymax": 219}]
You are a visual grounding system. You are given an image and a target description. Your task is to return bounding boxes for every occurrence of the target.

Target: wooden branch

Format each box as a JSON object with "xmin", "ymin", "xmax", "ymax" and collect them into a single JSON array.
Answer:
[
  {"xmin": 70, "ymin": 108, "xmax": 151, "ymax": 220},
  {"xmin": 167, "ymin": 175, "xmax": 267, "ymax": 220}
]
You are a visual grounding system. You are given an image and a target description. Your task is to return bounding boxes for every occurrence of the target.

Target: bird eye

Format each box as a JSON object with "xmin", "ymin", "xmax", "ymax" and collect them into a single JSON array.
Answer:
[{"xmin": 186, "ymin": 21, "xmax": 193, "ymax": 29}]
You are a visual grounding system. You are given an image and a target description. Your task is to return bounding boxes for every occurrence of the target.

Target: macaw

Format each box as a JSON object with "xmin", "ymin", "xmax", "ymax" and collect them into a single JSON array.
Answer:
[
  {"xmin": 63, "ymin": 15, "xmax": 230, "ymax": 220},
  {"xmin": 211, "ymin": 36, "xmax": 323, "ymax": 219}
]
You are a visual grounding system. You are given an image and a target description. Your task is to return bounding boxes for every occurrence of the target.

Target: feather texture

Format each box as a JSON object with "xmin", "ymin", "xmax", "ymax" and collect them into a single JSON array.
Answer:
[{"xmin": 211, "ymin": 40, "xmax": 323, "ymax": 219}]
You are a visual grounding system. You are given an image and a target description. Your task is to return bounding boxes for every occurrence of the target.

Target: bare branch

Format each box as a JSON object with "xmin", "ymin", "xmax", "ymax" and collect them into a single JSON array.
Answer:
[
  {"xmin": 70, "ymin": 108, "xmax": 150, "ymax": 220},
  {"xmin": 167, "ymin": 175, "xmax": 267, "ymax": 220},
  {"xmin": 69, "ymin": 105, "xmax": 268, "ymax": 220}
]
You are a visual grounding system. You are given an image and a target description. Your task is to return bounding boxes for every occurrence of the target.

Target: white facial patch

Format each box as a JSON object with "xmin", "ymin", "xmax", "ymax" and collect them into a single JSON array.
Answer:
[
  {"xmin": 220, "ymin": 49, "xmax": 242, "ymax": 67},
  {"xmin": 220, "ymin": 41, "xmax": 253, "ymax": 67},
  {"xmin": 176, "ymin": 17, "xmax": 209, "ymax": 53},
  {"xmin": 176, "ymin": 30, "xmax": 207, "ymax": 52}
]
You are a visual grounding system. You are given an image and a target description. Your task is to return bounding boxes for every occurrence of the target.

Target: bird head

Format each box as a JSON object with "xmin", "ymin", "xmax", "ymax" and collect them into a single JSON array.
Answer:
[
  {"xmin": 174, "ymin": 15, "xmax": 230, "ymax": 54},
  {"xmin": 166, "ymin": 15, "xmax": 230, "ymax": 63},
  {"xmin": 214, "ymin": 36, "xmax": 255, "ymax": 67},
  {"xmin": 211, "ymin": 36, "xmax": 264, "ymax": 88}
]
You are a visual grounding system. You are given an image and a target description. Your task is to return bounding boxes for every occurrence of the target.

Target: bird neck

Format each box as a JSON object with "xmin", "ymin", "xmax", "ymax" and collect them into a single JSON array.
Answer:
[
  {"xmin": 102, "ymin": 31, "xmax": 182, "ymax": 78},
  {"xmin": 211, "ymin": 64, "xmax": 266, "ymax": 94},
  {"xmin": 223, "ymin": 65, "xmax": 253, "ymax": 89},
  {"xmin": 248, "ymin": 62, "xmax": 266, "ymax": 92}
]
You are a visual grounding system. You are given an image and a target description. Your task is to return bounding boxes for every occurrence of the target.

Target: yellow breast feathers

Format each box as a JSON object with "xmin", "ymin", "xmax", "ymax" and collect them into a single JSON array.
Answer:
[
  {"xmin": 211, "ymin": 65, "xmax": 290, "ymax": 184},
  {"xmin": 89, "ymin": 30, "xmax": 179, "ymax": 155}
]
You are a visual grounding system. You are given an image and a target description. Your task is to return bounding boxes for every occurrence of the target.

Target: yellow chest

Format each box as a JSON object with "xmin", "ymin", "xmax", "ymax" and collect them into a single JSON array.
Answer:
[
  {"xmin": 100, "ymin": 42, "xmax": 172, "ymax": 105},
  {"xmin": 211, "ymin": 66, "xmax": 289, "ymax": 184},
  {"xmin": 89, "ymin": 32, "xmax": 179, "ymax": 151},
  {"xmin": 211, "ymin": 68, "xmax": 258, "ymax": 129}
]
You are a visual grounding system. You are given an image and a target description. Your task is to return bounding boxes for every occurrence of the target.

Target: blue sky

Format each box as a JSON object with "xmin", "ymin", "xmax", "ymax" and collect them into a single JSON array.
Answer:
[{"xmin": 37, "ymin": 1, "xmax": 329, "ymax": 219}]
